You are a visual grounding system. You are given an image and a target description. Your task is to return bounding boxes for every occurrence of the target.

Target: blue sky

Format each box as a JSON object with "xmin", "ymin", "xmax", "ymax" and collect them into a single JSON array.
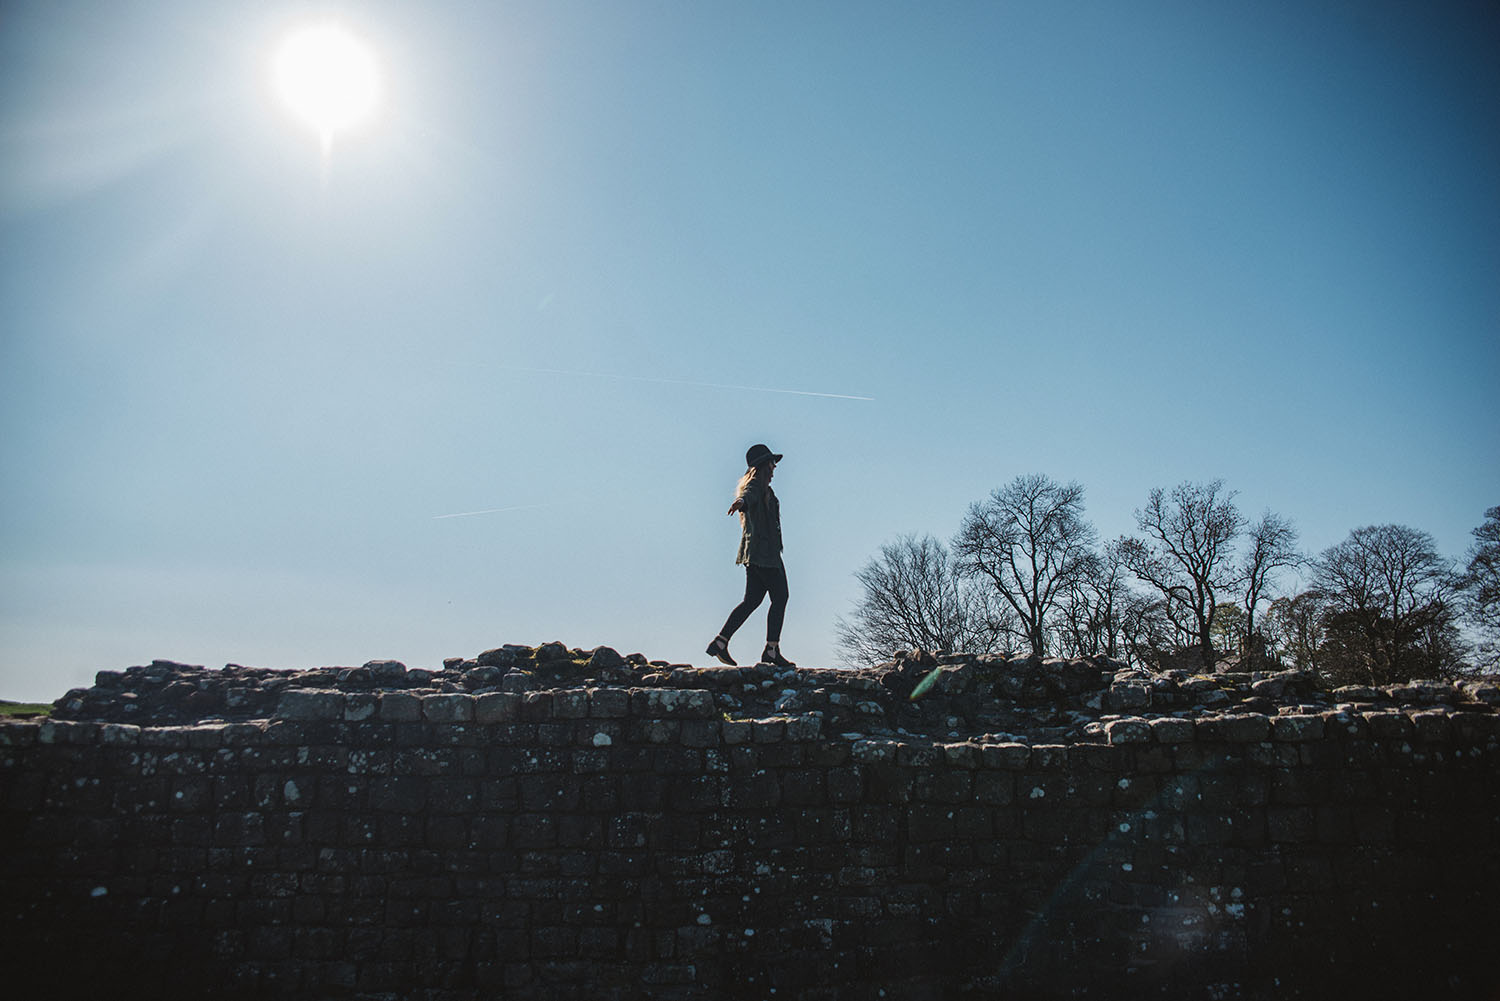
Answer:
[{"xmin": 2, "ymin": 0, "xmax": 1496, "ymax": 701}]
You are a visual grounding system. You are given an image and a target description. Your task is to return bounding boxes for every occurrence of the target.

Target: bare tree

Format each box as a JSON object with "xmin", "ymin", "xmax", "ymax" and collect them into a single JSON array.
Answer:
[
  {"xmin": 1461, "ymin": 506, "xmax": 1500, "ymax": 671},
  {"xmin": 1209, "ymin": 602, "xmax": 1247, "ymax": 658},
  {"xmin": 1056, "ymin": 539, "xmax": 1130, "ymax": 660},
  {"xmin": 1117, "ymin": 591, "xmax": 1177, "ymax": 672},
  {"xmin": 953, "ymin": 474, "xmax": 1098, "ymax": 658},
  {"xmin": 1312, "ymin": 524, "xmax": 1460, "ymax": 685},
  {"xmin": 836, "ymin": 534, "xmax": 1014, "ymax": 667},
  {"xmin": 1118, "ymin": 480, "xmax": 1245, "ymax": 672},
  {"xmin": 1264, "ymin": 590, "xmax": 1325, "ymax": 674},
  {"xmin": 1238, "ymin": 510, "xmax": 1303, "ymax": 659}
]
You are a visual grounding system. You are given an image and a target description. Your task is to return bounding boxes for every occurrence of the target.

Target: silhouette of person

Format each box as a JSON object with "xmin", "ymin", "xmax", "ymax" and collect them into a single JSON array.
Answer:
[{"xmin": 706, "ymin": 443, "xmax": 795, "ymax": 668}]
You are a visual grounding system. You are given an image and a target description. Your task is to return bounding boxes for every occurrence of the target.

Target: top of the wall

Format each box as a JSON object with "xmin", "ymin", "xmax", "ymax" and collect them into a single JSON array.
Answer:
[{"xmin": 34, "ymin": 643, "xmax": 1500, "ymax": 746}]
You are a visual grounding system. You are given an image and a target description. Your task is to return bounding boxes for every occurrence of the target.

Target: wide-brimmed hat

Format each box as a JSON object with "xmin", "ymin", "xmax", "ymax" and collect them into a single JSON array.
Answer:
[{"xmin": 745, "ymin": 443, "xmax": 783, "ymax": 468}]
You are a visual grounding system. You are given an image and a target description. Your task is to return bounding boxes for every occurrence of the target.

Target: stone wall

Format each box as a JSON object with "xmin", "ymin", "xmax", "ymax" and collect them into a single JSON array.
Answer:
[{"xmin": 3, "ymin": 653, "xmax": 1498, "ymax": 999}]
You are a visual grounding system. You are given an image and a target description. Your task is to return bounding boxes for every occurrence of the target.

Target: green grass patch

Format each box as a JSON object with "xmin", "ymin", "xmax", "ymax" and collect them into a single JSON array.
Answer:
[{"xmin": 0, "ymin": 701, "xmax": 52, "ymax": 719}]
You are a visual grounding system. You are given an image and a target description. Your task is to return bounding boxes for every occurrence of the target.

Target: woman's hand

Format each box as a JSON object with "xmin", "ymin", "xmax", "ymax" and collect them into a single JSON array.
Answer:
[{"xmin": 728, "ymin": 499, "xmax": 744, "ymax": 516}]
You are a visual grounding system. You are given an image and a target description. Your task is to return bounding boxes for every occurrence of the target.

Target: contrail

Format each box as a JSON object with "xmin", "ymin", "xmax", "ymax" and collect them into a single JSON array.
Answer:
[
  {"xmin": 432, "ymin": 503, "xmax": 553, "ymax": 520},
  {"xmin": 503, "ymin": 366, "xmax": 875, "ymax": 401}
]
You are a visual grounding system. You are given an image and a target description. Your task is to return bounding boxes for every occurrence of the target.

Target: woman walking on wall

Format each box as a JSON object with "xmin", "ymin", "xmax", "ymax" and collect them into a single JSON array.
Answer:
[{"xmin": 706, "ymin": 443, "xmax": 796, "ymax": 668}]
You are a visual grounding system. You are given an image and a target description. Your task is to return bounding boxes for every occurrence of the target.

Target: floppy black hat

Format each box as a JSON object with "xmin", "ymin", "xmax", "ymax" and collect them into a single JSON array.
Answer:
[{"xmin": 745, "ymin": 443, "xmax": 783, "ymax": 468}]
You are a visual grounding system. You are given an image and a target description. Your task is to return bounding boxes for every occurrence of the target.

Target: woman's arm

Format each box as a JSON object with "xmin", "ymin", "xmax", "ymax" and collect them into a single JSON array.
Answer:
[{"xmin": 731, "ymin": 479, "xmax": 765, "ymax": 515}]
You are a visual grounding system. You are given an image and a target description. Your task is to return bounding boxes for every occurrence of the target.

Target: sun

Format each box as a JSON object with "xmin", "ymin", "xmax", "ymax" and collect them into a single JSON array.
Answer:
[{"xmin": 271, "ymin": 22, "xmax": 381, "ymax": 152}]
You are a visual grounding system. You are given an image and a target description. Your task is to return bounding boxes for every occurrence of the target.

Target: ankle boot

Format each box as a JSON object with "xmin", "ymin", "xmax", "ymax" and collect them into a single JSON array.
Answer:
[
  {"xmin": 759, "ymin": 644, "xmax": 796, "ymax": 669},
  {"xmin": 705, "ymin": 636, "xmax": 737, "ymax": 666}
]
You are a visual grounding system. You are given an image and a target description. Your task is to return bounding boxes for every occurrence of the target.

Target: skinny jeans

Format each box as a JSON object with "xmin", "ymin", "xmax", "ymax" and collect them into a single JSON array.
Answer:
[{"xmin": 720, "ymin": 564, "xmax": 788, "ymax": 643}]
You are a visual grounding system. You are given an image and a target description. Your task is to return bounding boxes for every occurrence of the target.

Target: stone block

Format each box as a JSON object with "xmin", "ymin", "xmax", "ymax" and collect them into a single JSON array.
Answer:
[
  {"xmin": 635, "ymin": 689, "xmax": 716, "ymax": 719},
  {"xmin": 1031, "ymin": 744, "xmax": 1069, "ymax": 769},
  {"xmin": 721, "ymin": 720, "xmax": 752, "ymax": 745},
  {"xmin": 0, "ymin": 721, "xmax": 39, "ymax": 745},
  {"xmin": 1452, "ymin": 713, "xmax": 1500, "ymax": 744},
  {"xmin": 827, "ymin": 766, "xmax": 863, "ymax": 803},
  {"xmin": 666, "ymin": 773, "xmax": 719, "ymax": 812},
  {"xmin": 520, "ymin": 692, "xmax": 554, "ymax": 721},
  {"xmin": 750, "ymin": 719, "xmax": 784, "ymax": 744},
  {"xmin": 588, "ymin": 688, "xmax": 631, "ymax": 719},
  {"xmin": 905, "ymin": 805, "xmax": 953, "ymax": 841},
  {"xmin": 680, "ymin": 720, "xmax": 722, "ymax": 748},
  {"xmin": 1105, "ymin": 719, "xmax": 1152, "ymax": 744},
  {"xmin": 588, "ymin": 646, "xmax": 627, "ymax": 671},
  {"xmin": 980, "ymin": 743, "xmax": 1032, "ymax": 769},
  {"xmin": 1149, "ymin": 717, "xmax": 1195, "ymax": 744},
  {"xmin": 940, "ymin": 742, "xmax": 980, "ymax": 768},
  {"xmin": 552, "ymin": 691, "xmax": 589, "ymax": 719},
  {"xmin": 851, "ymin": 739, "xmax": 897, "ymax": 764},
  {"xmin": 1199, "ymin": 715, "xmax": 1271, "ymax": 743},
  {"xmin": 1409, "ymin": 711, "xmax": 1450, "ymax": 742},
  {"xmin": 897, "ymin": 744, "xmax": 941, "ymax": 767},
  {"xmin": 1362, "ymin": 712, "xmax": 1412, "ymax": 739},
  {"xmin": 422, "ymin": 695, "xmax": 474, "ymax": 723},
  {"xmin": 914, "ymin": 770, "xmax": 972, "ymax": 803},
  {"xmin": 100, "ymin": 723, "xmax": 143, "ymax": 746},
  {"xmin": 344, "ymin": 694, "xmax": 378, "ymax": 722},
  {"xmin": 474, "ymin": 693, "xmax": 519, "ymax": 723},
  {"xmin": 276, "ymin": 690, "xmax": 345, "ymax": 721},
  {"xmin": 223, "ymin": 723, "xmax": 266, "ymax": 746},
  {"xmin": 379, "ymin": 692, "xmax": 423, "ymax": 722},
  {"xmin": 1271, "ymin": 715, "xmax": 1324, "ymax": 742},
  {"xmin": 974, "ymin": 772, "xmax": 1014, "ymax": 806},
  {"xmin": 785, "ymin": 714, "xmax": 823, "ymax": 742},
  {"xmin": 1109, "ymin": 683, "xmax": 1151, "ymax": 711}
]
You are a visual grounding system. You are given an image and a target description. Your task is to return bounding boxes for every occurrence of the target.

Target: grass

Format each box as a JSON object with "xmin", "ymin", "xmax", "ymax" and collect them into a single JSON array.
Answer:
[{"xmin": 0, "ymin": 701, "xmax": 52, "ymax": 719}]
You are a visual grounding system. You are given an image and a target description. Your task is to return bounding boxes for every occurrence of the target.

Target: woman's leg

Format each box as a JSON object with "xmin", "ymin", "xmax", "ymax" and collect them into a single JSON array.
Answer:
[
  {"xmin": 719, "ymin": 566, "xmax": 770, "ymax": 639},
  {"xmin": 764, "ymin": 566, "xmax": 789, "ymax": 643}
]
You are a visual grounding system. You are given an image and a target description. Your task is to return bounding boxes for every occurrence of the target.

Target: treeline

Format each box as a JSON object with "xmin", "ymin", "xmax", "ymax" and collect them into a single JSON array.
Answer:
[{"xmin": 836, "ymin": 474, "xmax": 1500, "ymax": 686}]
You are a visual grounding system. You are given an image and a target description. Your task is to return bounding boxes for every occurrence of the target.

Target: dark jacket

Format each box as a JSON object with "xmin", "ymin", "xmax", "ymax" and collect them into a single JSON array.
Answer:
[{"xmin": 735, "ymin": 479, "xmax": 783, "ymax": 568}]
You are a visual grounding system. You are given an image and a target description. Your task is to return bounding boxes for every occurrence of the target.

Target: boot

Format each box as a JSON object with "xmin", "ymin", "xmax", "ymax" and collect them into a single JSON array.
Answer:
[
  {"xmin": 759, "ymin": 643, "xmax": 796, "ymax": 669},
  {"xmin": 705, "ymin": 636, "xmax": 737, "ymax": 666}
]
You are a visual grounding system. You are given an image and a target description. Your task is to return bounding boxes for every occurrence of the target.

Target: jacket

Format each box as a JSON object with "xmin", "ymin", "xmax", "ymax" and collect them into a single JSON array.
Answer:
[{"xmin": 735, "ymin": 479, "xmax": 784, "ymax": 568}]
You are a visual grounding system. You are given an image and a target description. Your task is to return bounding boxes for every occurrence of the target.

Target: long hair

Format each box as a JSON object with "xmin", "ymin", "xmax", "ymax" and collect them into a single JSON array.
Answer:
[{"xmin": 735, "ymin": 464, "xmax": 768, "ymax": 527}]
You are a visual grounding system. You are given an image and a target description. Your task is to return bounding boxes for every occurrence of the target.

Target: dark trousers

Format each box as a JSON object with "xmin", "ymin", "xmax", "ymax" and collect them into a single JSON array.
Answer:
[{"xmin": 719, "ymin": 564, "xmax": 789, "ymax": 644}]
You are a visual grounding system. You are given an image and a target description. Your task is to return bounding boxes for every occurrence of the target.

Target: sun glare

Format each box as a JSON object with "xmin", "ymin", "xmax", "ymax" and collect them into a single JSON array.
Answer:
[{"xmin": 271, "ymin": 23, "xmax": 381, "ymax": 152}]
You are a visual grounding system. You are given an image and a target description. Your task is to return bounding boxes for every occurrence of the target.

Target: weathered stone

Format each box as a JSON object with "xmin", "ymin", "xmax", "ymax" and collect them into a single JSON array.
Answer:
[
  {"xmin": 100, "ymin": 723, "xmax": 142, "ymax": 746},
  {"xmin": 421, "ymin": 694, "xmax": 474, "ymax": 723},
  {"xmin": 475, "ymin": 646, "xmax": 523, "ymax": 669},
  {"xmin": 378, "ymin": 691, "xmax": 422, "ymax": 722},
  {"xmin": 461, "ymin": 666, "xmax": 505, "ymax": 690},
  {"xmin": 588, "ymin": 688, "xmax": 630, "ymax": 719},
  {"xmin": 1333, "ymin": 685, "xmax": 1382, "ymax": 702},
  {"xmin": 1209, "ymin": 714, "xmax": 1272, "ymax": 743},
  {"xmin": 344, "ymin": 694, "xmax": 378, "ymax": 722},
  {"xmin": 588, "ymin": 646, "xmax": 628, "ymax": 671},
  {"xmin": 1109, "ymin": 683, "xmax": 1151, "ymax": 711},
  {"xmin": 474, "ymin": 692, "xmax": 517, "ymax": 723},
  {"xmin": 1250, "ymin": 677, "xmax": 1286, "ymax": 699},
  {"xmin": 1148, "ymin": 717, "xmax": 1195, "ymax": 743},
  {"xmin": 1409, "ymin": 711, "xmax": 1451, "ymax": 742},
  {"xmin": 535, "ymin": 641, "xmax": 570, "ymax": 663},
  {"xmin": 1462, "ymin": 682, "xmax": 1500, "ymax": 706},
  {"xmin": 979, "ymin": 743, "xmax": 1031, "ymax": 769},
  {"xmin": 1271, "ymin": 715, "xmax": 1324, "ymax": 742},
  {"xmin": 634, "ymin": 689, "xmax": 715, "ymax": 719},
  {"xmin": 275, "ymin": 690, "xmax": 344, "ymax": 721},
  {"xmin": 1105, "ymin": 719, "xmax": 1152, "ymax": 744}
]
